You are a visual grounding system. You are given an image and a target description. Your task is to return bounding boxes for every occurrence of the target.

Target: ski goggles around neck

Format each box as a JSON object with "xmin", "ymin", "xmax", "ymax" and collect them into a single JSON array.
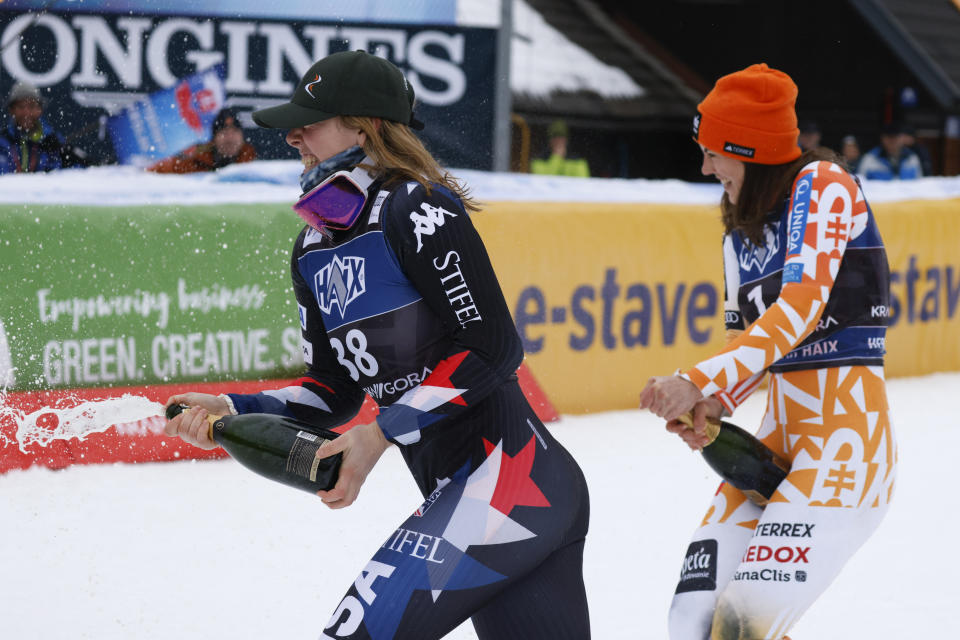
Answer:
[{"xmin": 292, "ymin": 164, "xmax": 375, "ymax": 231}]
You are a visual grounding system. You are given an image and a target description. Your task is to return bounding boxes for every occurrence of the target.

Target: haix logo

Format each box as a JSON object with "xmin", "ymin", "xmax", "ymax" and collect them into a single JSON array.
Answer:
[
  {"xmin": 316, "ymin": 255, "xmax": 365, "ymax": 318},
  {"xmin": 723, "ymin": 141, "xmax": 755, "ymax": 158},
  {"xmin": 692, "ymin": 114, "xmax": 701, "ymax": 137},
  {"xmin": 304, "ymin": 74, "xmax": 322, "ymax": 99},
  {"xmin": 799, "ymin": 339, "xmax": 838, "ymax": 357},
  {"xmin": 411, "ymin": 202, "xmax": 457, "ymax": 253},
  {"xmin": 738, "ymin": 224, "xmax": 780, "ymax": 272}
]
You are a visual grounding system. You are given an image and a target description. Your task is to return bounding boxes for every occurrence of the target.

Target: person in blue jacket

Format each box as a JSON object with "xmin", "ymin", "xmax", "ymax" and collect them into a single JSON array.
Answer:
[
  {"xmin": 164, "ymin": 51, "xmax": 591, "ymax": 640},
  {"xmin": 0, "ymin": 82, "xmax": 65, "ymax": 174},
  {"xmin": 856, "ymin": 122, "xmax": 923, "ymax": 180}
]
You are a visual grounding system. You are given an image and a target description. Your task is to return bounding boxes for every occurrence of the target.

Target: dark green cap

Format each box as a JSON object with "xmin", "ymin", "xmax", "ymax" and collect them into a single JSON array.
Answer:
[{"xmin": 252, "ymin": 50, "xmax": 423, "ymax": 130}]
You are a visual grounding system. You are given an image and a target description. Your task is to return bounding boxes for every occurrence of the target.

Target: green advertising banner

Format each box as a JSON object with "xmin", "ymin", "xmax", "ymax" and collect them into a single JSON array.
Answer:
[{"xmin": 1, "ymin": 203, "xmax": 307, "ymax": 391}]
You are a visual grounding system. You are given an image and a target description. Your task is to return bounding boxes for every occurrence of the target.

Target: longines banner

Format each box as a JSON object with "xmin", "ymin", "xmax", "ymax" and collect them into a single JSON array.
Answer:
[
  {"xmin": 0, "ymin": 5, "xmax": 496, "ymax": 168},
  {"xmin": 1, "ymin": 197, "xmax": 958, "ymax": 414}
]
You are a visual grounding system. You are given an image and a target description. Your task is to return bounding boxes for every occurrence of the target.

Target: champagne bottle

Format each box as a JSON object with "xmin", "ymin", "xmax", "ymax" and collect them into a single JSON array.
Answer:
[
  {"xmin": 678, "ymin": 413, "xmax": 790, "ymax": 506},
  {"xmin": 165, "ymin": 404, "xmax": 342, "ymax": 494}
]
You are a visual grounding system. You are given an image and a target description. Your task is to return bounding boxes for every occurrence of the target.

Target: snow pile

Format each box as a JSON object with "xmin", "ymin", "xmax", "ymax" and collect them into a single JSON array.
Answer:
[{"xmin": 2, "ymin": 160, "xmax": 959, "ymax": 207}]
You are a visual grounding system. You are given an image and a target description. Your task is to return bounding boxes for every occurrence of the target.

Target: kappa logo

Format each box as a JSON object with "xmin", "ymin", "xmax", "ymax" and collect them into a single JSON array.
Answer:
[
  {"xmin": 411, "ymin": 202, "xmax": 457, "ymax": 253},
  {"xmin": 316, "ymin": 255, "xmax": 366, "ymax": 318},
  {"xmin": 738, "ymin": 224, "xmax": 780, "ymax": 272},
  {"xmin": 304, "ymin": 74, "xmax": 322, "ymax": 99}
]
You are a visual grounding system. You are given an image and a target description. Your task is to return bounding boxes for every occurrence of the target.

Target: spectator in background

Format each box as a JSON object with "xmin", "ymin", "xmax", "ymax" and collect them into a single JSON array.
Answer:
[
  {"xmin": 858, "ymin": 122, "xmax": 923, "ymax": 180},
  {"xmin": 0, "ymin": 81, "xmax": 65, "ymax": 174},
  {"xmin": 840, "ymin": 134, "xmax": 861, "ymax": 172},
  {"xmin": 530, "ymin": 119, "xmax": 590, "ymax": 177},
  {"xmin": 148, "ymin": 107, "xmax": 256, "ymax": 173},
  {"xmin": 901, "ymin": 123, "xmax": 933, "ymax": 176},
  {"xmin": 797, "ymin": 120, "xmax": 822, "ymax": 152}
]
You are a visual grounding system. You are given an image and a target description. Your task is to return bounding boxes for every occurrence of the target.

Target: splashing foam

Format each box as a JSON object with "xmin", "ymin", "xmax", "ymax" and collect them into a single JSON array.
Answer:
[{"xmin": 0, "ymin": 392, "xmax": 164, "ymax": 453}]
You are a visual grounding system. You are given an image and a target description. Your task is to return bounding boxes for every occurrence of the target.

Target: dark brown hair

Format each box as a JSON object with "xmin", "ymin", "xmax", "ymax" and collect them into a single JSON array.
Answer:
[
  {"xmin": 721, "ymin": 147, "xmax": 841, "ymax": 245},
  {"xmin": 341, "ymin": 116, "xmax": 480, "ymax": 214}
]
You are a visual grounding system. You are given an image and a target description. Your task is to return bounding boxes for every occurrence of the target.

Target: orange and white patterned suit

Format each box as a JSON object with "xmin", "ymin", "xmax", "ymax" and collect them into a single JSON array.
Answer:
[{"xmin": 668, "ymin": 161, "xmax": 897, "ymax": 640}]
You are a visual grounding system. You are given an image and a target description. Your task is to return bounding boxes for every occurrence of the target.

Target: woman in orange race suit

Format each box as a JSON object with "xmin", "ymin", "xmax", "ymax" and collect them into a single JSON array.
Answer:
[{"xmin": 639, "ymin": 63, "xmax": 897, "ymax": 640}]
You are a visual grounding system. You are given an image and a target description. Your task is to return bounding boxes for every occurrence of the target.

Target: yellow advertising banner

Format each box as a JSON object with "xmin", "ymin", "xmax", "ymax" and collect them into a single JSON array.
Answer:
[
  {"xmin": 474, "ymin": 198, "xmax": 960, "ymax": 414},
  {"xmin": 873, "ymin": 199, "xmax": 960, "ymax": 378}
]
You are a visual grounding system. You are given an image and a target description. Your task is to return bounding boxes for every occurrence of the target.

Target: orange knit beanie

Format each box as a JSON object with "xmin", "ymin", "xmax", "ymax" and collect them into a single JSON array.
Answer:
[{"xmin": 693, "ymin": 63, "xmax": 801, "ymax": 165}]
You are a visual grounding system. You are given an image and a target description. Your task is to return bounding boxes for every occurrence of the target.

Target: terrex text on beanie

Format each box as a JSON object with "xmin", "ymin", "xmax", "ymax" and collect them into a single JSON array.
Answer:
[{"xmin": 693, "ymin": 63, "xmax": 801, "ymax": 165}]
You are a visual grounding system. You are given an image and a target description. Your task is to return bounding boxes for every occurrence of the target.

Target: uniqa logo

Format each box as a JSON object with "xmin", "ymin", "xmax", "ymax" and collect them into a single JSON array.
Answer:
[{"xmin": 316, "ymin": 255, "xmax": 366, "ymax": 318}]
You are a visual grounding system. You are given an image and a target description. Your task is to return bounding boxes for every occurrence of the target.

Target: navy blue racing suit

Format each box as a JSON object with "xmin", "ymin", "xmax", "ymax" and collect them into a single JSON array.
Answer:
[{"xmin": 227, "ymin": 171, "xmax": 591, "ymax": 640}]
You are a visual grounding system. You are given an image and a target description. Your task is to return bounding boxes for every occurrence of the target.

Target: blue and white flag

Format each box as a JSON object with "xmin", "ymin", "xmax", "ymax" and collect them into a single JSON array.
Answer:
[{"xmin": 107, "ymin": 65, "xmax": 226, "ymax": 166}]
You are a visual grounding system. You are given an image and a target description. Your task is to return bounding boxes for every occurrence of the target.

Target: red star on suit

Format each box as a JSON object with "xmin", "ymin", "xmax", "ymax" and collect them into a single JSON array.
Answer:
[
  {"xmin": 483, "ymin": 436, "xmax": 551, "ymax": 515},
  {"xmin": 423, "ymin": 351, "xmax": 470, "ymax": 405}
]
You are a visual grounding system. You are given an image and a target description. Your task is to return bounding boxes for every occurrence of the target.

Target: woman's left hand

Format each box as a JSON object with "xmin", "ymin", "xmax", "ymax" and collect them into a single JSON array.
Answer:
[
  {"xmin": 638, "ymin": 375, "xmax": 704, "ymax": 421},
  {"xmin": 315, "ymin": 421, "xmax": 390, "ymax": 509}
]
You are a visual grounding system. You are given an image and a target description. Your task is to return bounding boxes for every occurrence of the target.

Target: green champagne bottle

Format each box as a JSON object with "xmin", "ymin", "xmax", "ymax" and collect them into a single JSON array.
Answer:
[
  {"xmin": 679, "ymin": 413, "xmax": 790, "ymax": 506},
  {"xmin": 165, "ymin": 404, "xmax": 342, "ymax": 493}
]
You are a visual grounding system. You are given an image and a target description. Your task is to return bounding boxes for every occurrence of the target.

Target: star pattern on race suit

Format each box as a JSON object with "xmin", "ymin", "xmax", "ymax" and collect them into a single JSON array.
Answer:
[
  {"xmin": 359, "ymin": 437, "xmax": 549, "ymax": 639},
  {"xmin": 377, "ymin": 351, "xmax": 470, "ymax": 445}
]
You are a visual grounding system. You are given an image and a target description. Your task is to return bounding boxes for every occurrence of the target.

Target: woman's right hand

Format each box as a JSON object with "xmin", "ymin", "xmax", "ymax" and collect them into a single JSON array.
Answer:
[
  {"xmin": 162, "ymin": 392, "xmax": 229, "ymax": 450},
  {"xmin": 665, "ymin": 396, "xmax": 724, "ymax": 451}
]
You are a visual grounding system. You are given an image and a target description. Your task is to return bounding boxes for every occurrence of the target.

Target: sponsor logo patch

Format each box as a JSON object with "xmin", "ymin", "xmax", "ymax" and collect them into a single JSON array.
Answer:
[
  {"xmin": 782, "ymin": 262, "xmax": 803, "ymax": 283},
  {"xmin": 304, "ymin": 73, "xmax": 322, "ymax": 99},
  {"xmin": 754, "ymin": 522, "xmax": 815, "ymax": 538},
  {"xmin": 787, "ymin": 173, "xmax": 813, "ymax": 254},
  {"xmin": 410, "ymin": 202, "xmax": 457, "ymax": 253},
  {"xmin": 675, "ymin": 539, "xmax": 718, "ymax": 594},
  {"xmin": 742, "ymin": 545, "xmax": 810, "ymax": 564},
  {"xmin": 732, "ymin": 568, "xmax": 794, "ymax": 582},
  {"xmin": 315, "ymin": 255, "xmax": 366, "ymax": 318},
  {"xmin": 738, "ymin": 224, "xmax": 780, "ymax": 273},
  {"xmin": 433, "ymin": 250, "xmax": 482, "ymax": 326},
  {"xmin": 723, "ymin": 141, "xmax": 755, "ymax": 158},
  {"xmin": 413, "ymin": 484, "xmax": 443, "ymax": 518},
  {"xmin": 297, "ymin": 302, "xmax": 308, "ymax": 330}
]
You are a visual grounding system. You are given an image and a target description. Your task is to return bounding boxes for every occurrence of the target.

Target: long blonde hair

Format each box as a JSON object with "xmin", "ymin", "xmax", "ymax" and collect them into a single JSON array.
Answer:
[{"xmin": 340, "ymin": 116, "xmax": 480, "ymax": 213}]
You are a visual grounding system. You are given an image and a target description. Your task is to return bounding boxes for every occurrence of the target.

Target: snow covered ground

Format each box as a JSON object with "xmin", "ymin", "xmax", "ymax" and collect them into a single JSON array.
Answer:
[{"xmin": 1, "ymin": 371, "xmax": 956, "ymax": 639}]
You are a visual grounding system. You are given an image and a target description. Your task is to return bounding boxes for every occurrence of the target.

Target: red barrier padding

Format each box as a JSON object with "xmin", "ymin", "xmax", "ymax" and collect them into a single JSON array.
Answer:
[{"xmin": 0, "ymin": 367, "xmax": 557, "ymax": 474}]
